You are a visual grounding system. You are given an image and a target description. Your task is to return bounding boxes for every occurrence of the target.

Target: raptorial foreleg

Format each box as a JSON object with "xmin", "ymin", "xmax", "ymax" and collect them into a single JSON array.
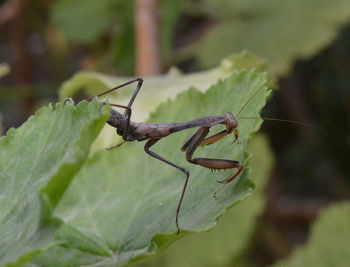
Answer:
[{"xmin": 183, "ymin": 126, "xmax": 243, "ymax": 199}]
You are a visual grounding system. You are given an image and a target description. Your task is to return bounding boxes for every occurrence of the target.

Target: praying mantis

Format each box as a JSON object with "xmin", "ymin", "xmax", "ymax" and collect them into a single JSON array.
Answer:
[
  {"xmin": 84, "ymin": 72, "xmax": 322, "ymax": 234},
  {"xmin": 85, "ymin": 75, "xmax": 267, "ymax": 234}
]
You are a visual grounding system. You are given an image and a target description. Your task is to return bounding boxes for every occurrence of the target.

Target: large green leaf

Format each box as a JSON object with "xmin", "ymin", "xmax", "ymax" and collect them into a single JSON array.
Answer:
[
  {"xmin": 0, "ymin": 99, "xmax": 108, "ymax": 266},
  {"xmin": 29, "ymin": 69, "xmax": 271, "ymax": 266},
  {"xmin": 137, "ymin": 133, "xmax": 274, "ymax": 267},
  {"xmin": 182, "ymin": 0, "xmax": 350, "ymax": 72},
  {"xmin": 273, "ymin": 202, "xmax": 350, "ymax": 267}
]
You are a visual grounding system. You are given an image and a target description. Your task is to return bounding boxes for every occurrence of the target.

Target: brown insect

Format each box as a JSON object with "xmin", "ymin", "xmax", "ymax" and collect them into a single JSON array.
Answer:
[{"xmin": 86, "ymin": 76, "xmax": 320, "ymax": 234}]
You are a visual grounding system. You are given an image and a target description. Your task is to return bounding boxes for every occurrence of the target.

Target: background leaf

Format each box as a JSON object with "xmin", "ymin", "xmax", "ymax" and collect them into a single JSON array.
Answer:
[
  {"xmin": 182, "ymin": 0, "xmax": 350, "ymax": 73},
  {"xmin": 0, "ymin": 99, "xmax": 108, "ymax": 266},
  {"xmin": 273, "ymin": 202, "xmax": 350, "ymax": 267},
  {"xmin": 30, "ymin": 69, "xmax": 271, "ymax": 266},
  {"xmin": 52, "ymin": 0, "xmax": 117, "ymax": 44}
]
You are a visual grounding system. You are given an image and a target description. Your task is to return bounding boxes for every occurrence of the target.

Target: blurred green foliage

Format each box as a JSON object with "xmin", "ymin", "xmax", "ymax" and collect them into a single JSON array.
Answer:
[
  {"xmin": 180, "ymin": 0, "xmax": 350, "ymax": 73},
  {"xmin": 52, "ymin": 0, "xmax": 135, "ymax": 72},
  {"xmin": 273, "ymin": 202, "xmax": 350, "ymax": 267},
  {"xmin": 53, "ymin": 0, "xmax": 117, "ymax": 43},
  {"xmin": 50, "ymin": 0, "xmax": 350, "ymax": 75},
  {"xmin": 262, "ymin": 25, "xmax": 350, "ymax": 195},
  {"xmin": 51, "ymin": 0, "xmax": 184, "ymax": 72}
]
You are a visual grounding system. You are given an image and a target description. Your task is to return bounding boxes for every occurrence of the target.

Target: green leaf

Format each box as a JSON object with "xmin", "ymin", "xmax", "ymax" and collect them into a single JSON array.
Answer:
[
  {"xmin": 30, "ymin": 69, "xmax": 271, "ymax": 266},
  {"xmin": 137, "ymin": 133, "xmax": 274, "ymax": 267},
  {"xmin": 182, "ymin": 0, "xmax": 350, "ymax": 72},
  {"xmin": 220, "ymin": 50, "xmax": 268, "ymax": 77},
  {"xmin": 52, "ymin": 0, "xmax": 117, "ymax": 43},
  {"xmin": 0, "ymin": 99, "xmax": 108, "ymax": 266},
  {"xmin": 273, "ymin": 202, "xmax": 350, "ymax": 267}
]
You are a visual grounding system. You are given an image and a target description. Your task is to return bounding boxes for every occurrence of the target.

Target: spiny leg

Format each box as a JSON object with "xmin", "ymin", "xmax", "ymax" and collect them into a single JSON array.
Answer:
[
  {"xmin": 232, "ymin": 129, "xmax": 240, "ymax": 144},
  {"xmin": 199, "ymin": 127, "xmax": 239, "ymax": 147},
  {"xmin": 181, "ymin": 123, "xmax": 228, "ymax": 152},
  {"xmin": 202, "ymin": 128, "xmax": 239, "ymax": 145},
  {"xmin": 199, "ymin": 129, "xmax": 228, "ymax": 147},
  {"xmin": 182, "ymin": 112, "xmax": 239, "ymax": 151},
  {"xmin": 144, "ymin": 138, "xmax": 190, "ymax": 235},
  {"xmin": 183, "ymin": 126, "xmax": 243, "ymax": 199},
  {"xmin": 213, "ymin": 162, "xmax": 242, "ymax": 199},
  {"xmin": 181, "ymin": 128, "xmax": 228, "ymax": 153}
]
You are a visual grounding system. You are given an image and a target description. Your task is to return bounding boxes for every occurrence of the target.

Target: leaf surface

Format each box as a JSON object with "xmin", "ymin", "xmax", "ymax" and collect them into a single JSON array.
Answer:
[
  {"xmin": 30, "ymin": 69, "xmax": 271, "ymax": 266},
  {"xmin": 137, "ymin": 134, "xmax": 274, "ymax": 267},
  {"xmin": 0, "ymin": 99, "xmax": 108, "ymax": 266}
]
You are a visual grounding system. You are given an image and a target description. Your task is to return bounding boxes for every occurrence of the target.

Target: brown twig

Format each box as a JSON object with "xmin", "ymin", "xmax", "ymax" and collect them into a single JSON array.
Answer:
[{"xmin": 134, "ymin": 0, "xmax": 162, "ymax": 76}]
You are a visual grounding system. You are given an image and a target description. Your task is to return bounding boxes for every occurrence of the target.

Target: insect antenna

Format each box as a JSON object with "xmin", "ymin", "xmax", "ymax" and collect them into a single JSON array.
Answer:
[
  {"xmin": 234, "ymin": 62, "xmax": 325, "ymax": 134},
  {"xmin": 238, "ymin": 116, "xmax": 327, "ymax": 135}
]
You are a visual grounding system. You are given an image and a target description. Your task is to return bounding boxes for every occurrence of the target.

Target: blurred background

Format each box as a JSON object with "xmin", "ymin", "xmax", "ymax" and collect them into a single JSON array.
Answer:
[{"xmin": 1, "ymin": 0, "xmax": 350, "ymax": 266}]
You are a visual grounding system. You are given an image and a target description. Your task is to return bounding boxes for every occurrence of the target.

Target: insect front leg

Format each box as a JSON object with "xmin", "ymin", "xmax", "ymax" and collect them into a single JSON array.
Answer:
[
  {"xmin": 144, "ymin": 138, "xmax": 190, "ymax": 235},
  {"xmin": 182, "ymin": 112, "xmax": 239, "ymax": 150},
  {"xmin": 183, "ymin": 126, "xmax": 243, "ymax": 199}
]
